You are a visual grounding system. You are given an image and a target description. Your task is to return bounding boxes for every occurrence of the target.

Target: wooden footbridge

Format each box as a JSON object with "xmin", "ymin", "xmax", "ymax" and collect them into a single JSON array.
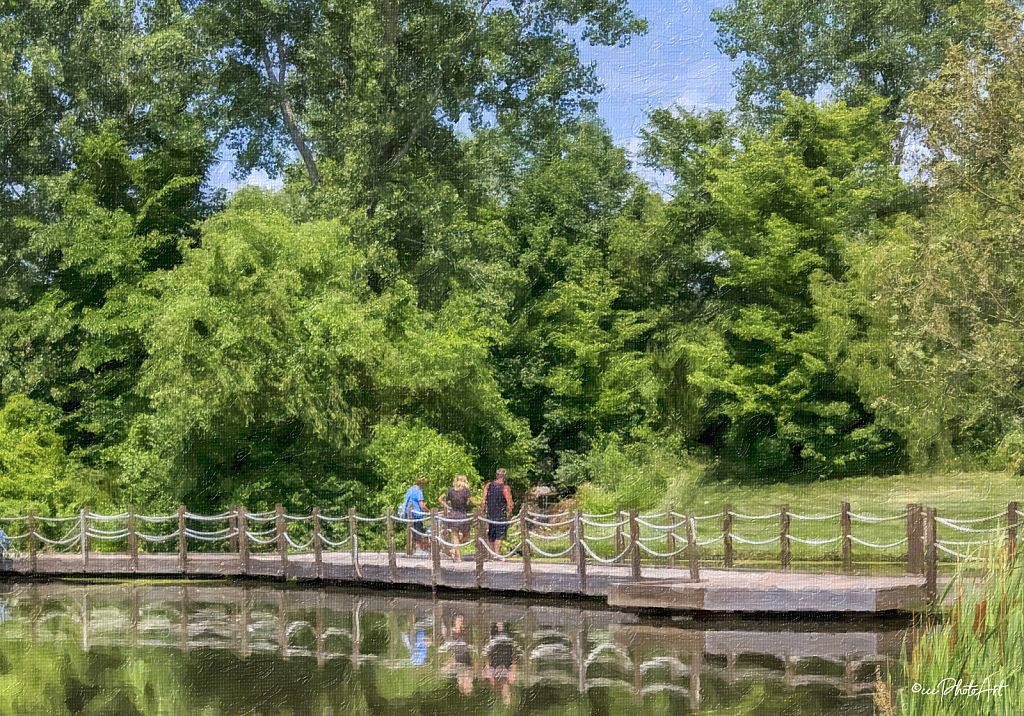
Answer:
[{"xmin": 1, "ymin": 501, "xmax": 1019, "ymax": 613}]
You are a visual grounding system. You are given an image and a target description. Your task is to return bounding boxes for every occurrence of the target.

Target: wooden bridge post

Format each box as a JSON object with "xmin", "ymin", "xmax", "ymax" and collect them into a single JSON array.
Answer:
[
  {"xmin": 127, "ymin": 506, "xmax": 138, "ymax": 573},
  {"xmin": 229, "ymin": 504, "xmax": 238, "ymax": 554},
  {"xmin": 348, "ymin": 508, "xmax": 360, "ymax": 581},
  {"xmin": 906, "ymin": 504, "xmax": 923, "ymax": 574},
  {"xmin": 474, "ymin": 508, "xmax": 485, "ymax": 587},
  {"xmin": 666, "ymin": 503, "xmax": 677, "ymax": 568},
  {"xmin": 80, "ymin": 507, "xmax": 89, "ymax": 572},
  {"xmin": 312, "ymin": 507, "xmax": 323, "ymax": 579},
  {"xmin": 178, "ymin": 505, "xmax": 187, "ymax": 573},
  {"xmin": 28, "ymin": 511, "xmax": 36, "ymax": 574},
  {"xmin": 520, "ymin": 509, "xmax": 533, "ymax": 591},
  {"xmin": 429, "ymin": 508, "xmax": 441, "ymax": 587},
  {"xmin": 925, "ymin": 506, "xmax": 937, "ymax": 601},
  {"xmin": 629, "ymin": 509, "xmax": 642, "ymax": 581},
  {"xmin": 239, "ymin": 507, "xmax": 250, "ymax": 575},
  {"xmin": 576, "ymin": 510, "xmax": 587, "ymax": 593},
  {"xmin": 442, "ymin": 505, "xmax": 452, "ymax": 561},
  {"xmin": 276, "ymin": 504, "xmax": 288, "ymax": 578},
  {"xmin": 1007, "ymin": 501, "xmax": 1018, "ymax": 562},
  {"xmin": 685, "ymin": 510, "xmax": 701, "ymax": 581},
  {"xmin": 406, "ymin": 515, "xmax": 414, "ymax": 557},
  {"xmin": 386, "ymin": 508, "xmax": 397, "ymax": 582},
  {"xmin": 841, "ymin": 502, "xmax": 852, "ymax": 573},
  {"xmin": 780, "ymin": 504, "xmax": 791, "ymax": 571},
  {"xmin": 723, "ymin": 504, "xmax": 733, "ymax": 569},
  {"xmin": 615, "ymin": 504, "xmax": 625, "ymax": 563}
]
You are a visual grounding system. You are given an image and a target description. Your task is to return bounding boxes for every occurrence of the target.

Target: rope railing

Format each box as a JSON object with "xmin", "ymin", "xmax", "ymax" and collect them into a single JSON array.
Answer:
[{"xmin": 2, "ymin": 501, "xmax": 1019, "ymax": 587}]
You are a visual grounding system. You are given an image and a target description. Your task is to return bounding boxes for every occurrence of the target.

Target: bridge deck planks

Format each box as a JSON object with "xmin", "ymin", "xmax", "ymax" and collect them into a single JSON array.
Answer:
[{"xmin": 3, "ymin": 551, "xmax": 928, "ymax": 613}]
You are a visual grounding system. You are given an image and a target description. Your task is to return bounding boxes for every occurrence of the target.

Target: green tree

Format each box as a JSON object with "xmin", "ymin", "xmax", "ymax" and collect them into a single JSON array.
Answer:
[
  {"xmin": 644, "ymin": 96, "xmax": 915, "ymax": 479},
  {"xmin": 711, "ymin": 0, "xmax": 986, "ymax": 121}
]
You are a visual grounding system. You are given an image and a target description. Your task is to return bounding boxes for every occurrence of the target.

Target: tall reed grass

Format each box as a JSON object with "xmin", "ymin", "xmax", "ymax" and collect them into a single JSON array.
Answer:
[{"xmin": 894, "ymin": 543, "xmax": 1021, "ymax": 715}]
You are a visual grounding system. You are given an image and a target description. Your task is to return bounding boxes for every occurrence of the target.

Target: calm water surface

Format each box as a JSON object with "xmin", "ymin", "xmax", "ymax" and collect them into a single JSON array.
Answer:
[{"xmin": 0, "ymin": 580, "xmax": 907, "ymax": 715}]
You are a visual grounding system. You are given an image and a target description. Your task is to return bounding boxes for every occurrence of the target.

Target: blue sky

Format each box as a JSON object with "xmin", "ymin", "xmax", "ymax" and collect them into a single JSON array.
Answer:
[{"xmin": 213, "ymin": 0, "xmax": 738, "ymax": 192}]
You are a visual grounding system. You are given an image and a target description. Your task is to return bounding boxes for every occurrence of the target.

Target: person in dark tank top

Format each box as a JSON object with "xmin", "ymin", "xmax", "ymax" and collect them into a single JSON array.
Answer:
[{"xmin": 483, "ymin": 468, "xmax": 513, "ymax": 560}]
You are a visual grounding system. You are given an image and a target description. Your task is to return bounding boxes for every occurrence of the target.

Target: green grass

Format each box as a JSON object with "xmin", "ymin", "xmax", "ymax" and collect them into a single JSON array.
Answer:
[{"xmin": 892, "ymin": 545, "xmax": 1023, "ymax": 716}]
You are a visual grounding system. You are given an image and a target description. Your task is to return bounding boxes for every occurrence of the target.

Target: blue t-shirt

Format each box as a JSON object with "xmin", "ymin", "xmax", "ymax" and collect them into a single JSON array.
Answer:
[{"xmin": 404, "ymin": 485, "xmax": 425, "ymax": 518}]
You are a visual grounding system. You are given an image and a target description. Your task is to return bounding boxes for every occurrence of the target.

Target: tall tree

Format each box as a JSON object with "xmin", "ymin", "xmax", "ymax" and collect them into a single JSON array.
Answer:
[
  {"xmin": 196, "ymin": 0, "xmax": 646, "ymax": 213},
  {"xmin": 711, "ymin": 0, "xmax": 987, "ymax": 121},
  {"xmin": 643, "ymin": 96, "xmax": 915, "ymax": 479}
]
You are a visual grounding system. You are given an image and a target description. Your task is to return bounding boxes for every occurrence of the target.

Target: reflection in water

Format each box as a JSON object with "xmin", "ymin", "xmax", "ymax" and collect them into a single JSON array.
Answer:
[{"xmin": 0, "ymin": 581, "xmax": 905, "ymax": 715}]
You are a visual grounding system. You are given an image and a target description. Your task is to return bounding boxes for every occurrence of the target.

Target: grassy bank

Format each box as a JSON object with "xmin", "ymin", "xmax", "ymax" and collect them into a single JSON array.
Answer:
[{"xmin": 575, "ymin": 467, "xmax": 1022, "ymax": 570}]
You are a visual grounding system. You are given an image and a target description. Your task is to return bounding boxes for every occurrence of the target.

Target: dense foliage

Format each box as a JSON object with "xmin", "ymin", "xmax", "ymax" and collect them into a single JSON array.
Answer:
[{"xmin": 1, "ymin": 0, "xmax": 1022, "ymax": 515}]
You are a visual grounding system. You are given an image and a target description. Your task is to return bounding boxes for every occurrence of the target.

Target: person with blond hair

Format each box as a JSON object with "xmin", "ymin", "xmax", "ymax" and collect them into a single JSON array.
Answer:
[{"xmin": 439, "ymin": 474, "xmax": 475, "ymax": 562}]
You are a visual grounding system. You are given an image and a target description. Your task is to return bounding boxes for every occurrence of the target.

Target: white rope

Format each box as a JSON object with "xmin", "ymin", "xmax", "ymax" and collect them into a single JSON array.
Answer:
[
  {"xmin": 0, "ymin": 516, "xmax": 30, "ymax": 522},
  {"xmin": 185, "ymin": 528, "xmax": 238, "ymax": 542},
  {"xmin": 525, "ymin": 540, "xmax": 574, "ymax": 558},
  {"xmin": 244, "ymin": 514, "xmax": 277, "ymax": 523},
  {"xmin": 136, "ymin": 514, "xmax": 176, "ymax": 523},
  {"xmin": 581, "ymin": 511, "xmax": 618, "ymax": 518},
  {"xmin": 529, "ymin": 531, "xmax": 571, "ymax": 541},
  {"xmin": 247, "ymin": 533, "xmax": 279, "ymax": 545},
  {"xmin": 317, "ymin": 514, "xmax": 351, "ymax": 523},
  {"xmin": 730, "ymin": 534, "xmax": 779, "ymax": 545},
  {"xmin": 3, "ymin": 533, "xmax": 28, "ymax": 540},
  {"xmin": 525, "ymin": 515, "xmax": 575, "ymax": 528},
  {"xmin": 86, "ymin": 530, "xmax": 129, "ymax": 539},
  {"xmin": 583, "ymin": 532, "xmax": 616, "ymax": 541},
  {"xmin": 319, "ymin": 534, "xmax": 351, "ymax": 547},
  {"xmin": 86, "ymin": 526, "xmax": 129, "ymax": 536},
  {"xmin": 639, "ymin": 512, "xmax": 667, "ymax": 519},
  {"xmin": 686, "ymin": 511, "xmax": 725, "ymax": 521},
  {"xmin": 527, "ymin": 510, "xmax": 570, "ymax": 519},
  {"xmin": 136, "ymin": 530, "xmax": 180, "ymax": 543},
  {"xmin": 185, "ymin": 511, "xmax": 233, "ymax": 522},
  {"xmin": 937, "ymin": 512, "xmax": 1007, "ymax": 524},
  {"xmin": 354, "ymin": 514, "xmax": 387, "ymax": 522},
  {"xmin": 696, "ymin": 535, "xmax": 724, "ymax": 547},
  {"xmin": 478, "ymin": 516, "xmax": 515, "ymax": 526},
  {"xmin": 246, "ymin": 527, "xmax": 276, "ymax": 537},
  {"xmin": 435, "ymin": 534, "xmax": 474, "ymax": 549},
  {"xmin": 636, "ymin": 517, "xmax": 686, "ymax": 531},
  {"xmin": 184, "ymin": 526, "xmax": 234, "ymax": 537},
  {"xmin": 849, "ymin": 536, "xmax": 907, "ymax": 549},
  {"xmin": 636, "ymin": 542, "xmax": 688, "ymax": 558},
  {"xmin": 936, "ymin": 538, "xmax": 995, "ymax": 546},
  {"xmin": 35, "ymin": 515, "xmax": 78, "ymax": 523},
  {"xmin": 285, "ymin": 534, "xmax": 313, "ymax": 550},
  {"xmin": 730, "ymin": 512, "xmax": 779, "ymax": 520},
  {"xmin": 788, "ymin": 535, "xmax": 842, "ymax": 545},
  {"xmin": 34, "ymin": 531, "xmax": 82, "ymax": 545},
  {"xmin": 88, "ymin": 513, "xmax": 129, "ymax": 521},
  {"xmin": 638, "ymin": 534, "xmax": 670, "ymax": 542},
  {"xmin": 476, "ymin": 538, "xmax": 521, "ymax": 559},
  {"xmin": 934, "ymin": 518, "xmax": 1007, "ymax": 534},
  {"xmin": 788, "ymin": 513, "xmax": 841, "ymax": 521},
  {"xmin": 848, "ymin": 512, "xmax": 904, "ymax": 523},
  {"xmin": 581, "ymin": 541, "xmax": 631, "ymax": 564},
  {"xmin": 580, "ymin": 517, "xmax": 628, "ymax": 528},
  {"xmin": 437, "ymin": 515, "xmax": 474, "ymax": 525},
  {"xmin": 284, "ymin": 514, "xmax": 313, "ymax": 522},
  {"xmin": 936, "ymin": 543, "xmax": 985, "ymax": 560}
]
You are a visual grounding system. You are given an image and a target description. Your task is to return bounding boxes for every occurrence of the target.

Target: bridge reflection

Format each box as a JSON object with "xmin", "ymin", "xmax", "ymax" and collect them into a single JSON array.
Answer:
[{"xmin": 3, "ymin": 582, "xmax": 906, "ymax": 711}]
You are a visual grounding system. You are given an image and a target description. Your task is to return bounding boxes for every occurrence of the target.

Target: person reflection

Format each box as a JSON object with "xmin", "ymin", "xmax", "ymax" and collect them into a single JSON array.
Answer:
[
  {"xmin": 442, "ymin": 614, "xmax": 474, "ymax": 695},
  {"xmin": 401, "ymin": 614, "xmax": 432, "ymax": 667},
  {"xmin": 483, "ymin": 621, "xmax": 517, "ymax": 704}
]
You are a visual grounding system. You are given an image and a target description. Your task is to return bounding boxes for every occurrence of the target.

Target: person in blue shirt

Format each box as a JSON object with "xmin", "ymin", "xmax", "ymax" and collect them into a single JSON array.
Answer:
[{"xmin": 403, "ymin": 476, "xmax": 430, "ymax": 555}]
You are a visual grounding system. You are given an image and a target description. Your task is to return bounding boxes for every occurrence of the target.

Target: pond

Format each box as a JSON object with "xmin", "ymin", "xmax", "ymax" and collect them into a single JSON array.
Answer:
[{"xmin": 0, "ymin": 580, "xmax": 907, "ymax": 715}]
